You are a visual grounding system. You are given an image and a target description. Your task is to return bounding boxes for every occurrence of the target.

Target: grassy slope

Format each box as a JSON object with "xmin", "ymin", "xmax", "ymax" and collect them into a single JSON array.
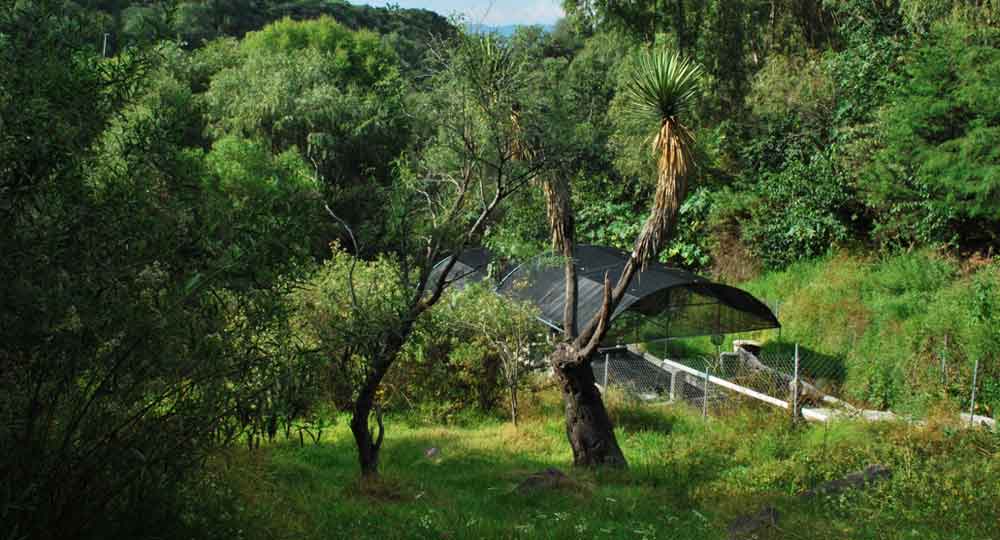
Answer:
[
  {"xmin": 212, "ymin": 390, "xmax": 999, "ymax": 540},
  {"xmin": 741, "ymin": 250, "xmax": 1000, "ymax": 414}
]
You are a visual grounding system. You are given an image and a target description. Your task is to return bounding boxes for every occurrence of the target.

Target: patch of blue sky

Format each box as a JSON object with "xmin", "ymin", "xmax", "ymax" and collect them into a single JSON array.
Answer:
[{"xmin": 350, "ymin": 1, "xmax": 564, "ymax": 26}]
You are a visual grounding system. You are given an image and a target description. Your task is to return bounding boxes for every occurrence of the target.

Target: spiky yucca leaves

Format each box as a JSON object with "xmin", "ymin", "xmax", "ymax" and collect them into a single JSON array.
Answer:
[
  {"xmin": 622, "ymin": 48, "xmax": 702, "ymax": 265},
  {"xmin": 456, "ymin": 34, "xmax": 524, "ymax": 109}
]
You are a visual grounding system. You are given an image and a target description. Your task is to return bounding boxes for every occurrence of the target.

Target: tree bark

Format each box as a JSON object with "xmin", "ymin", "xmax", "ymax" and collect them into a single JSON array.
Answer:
[
  {"xmin": 551, "ymin": 345, "xmax": 627, "ymax": 468},
  {"xmin": 350, "ymin": 368, "xmax": 387, "ymax": 477},
  {"xmin": 509, "ymin": 382, "xmax": 519, "ymax": 427}
]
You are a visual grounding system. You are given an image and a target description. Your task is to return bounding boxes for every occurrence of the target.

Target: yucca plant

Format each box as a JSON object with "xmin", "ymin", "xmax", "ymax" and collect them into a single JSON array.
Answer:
[{"xmin": 622, "ymin": 48, "xmax": 703, "ymax": 264}]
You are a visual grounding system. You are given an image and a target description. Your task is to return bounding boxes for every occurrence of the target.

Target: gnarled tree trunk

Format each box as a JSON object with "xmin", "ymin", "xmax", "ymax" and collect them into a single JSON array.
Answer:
[
  {"xmin": 551, "ymin": 344, "xmax": 626, "ymax": 468},
  {"xmin": 350, "ymin": 371, "xmax": 385, "ymax": 477}
]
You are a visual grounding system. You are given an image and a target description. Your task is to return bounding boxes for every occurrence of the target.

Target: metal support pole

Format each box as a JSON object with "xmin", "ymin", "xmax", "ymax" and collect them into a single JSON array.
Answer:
[
  {"xmin": 102, "ymin": 33, "xmax": 110, "ymax": 57},
  {"xmin": 792, "ymin": 343, "xmax": 800, "ymax": 422},
  {"xmin": 702, "ymin": 361, "xmax": 710, "ymax": 418},
  {"xmin": 969, "ymin": 358, "xmax": 980, "ymax": 427},
  {"xmin": 603, "ymin": 352, "xmax": 610, "ymax": 390}
]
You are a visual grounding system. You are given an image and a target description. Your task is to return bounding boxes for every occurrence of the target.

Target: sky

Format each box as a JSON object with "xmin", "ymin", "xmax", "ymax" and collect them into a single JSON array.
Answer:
[{"xmin": 351, "ymin": 1, "xmax": 565, "ymax": 26}]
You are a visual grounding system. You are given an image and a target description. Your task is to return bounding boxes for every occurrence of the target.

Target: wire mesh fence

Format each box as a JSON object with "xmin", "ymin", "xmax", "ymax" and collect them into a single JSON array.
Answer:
[
  {"xmin": 592, "ymin": 343, "xmax": 995, "ymax": 429},
  {"xmin": 592, "ymin": 345, "xmax": 840, "ymax": 411}
]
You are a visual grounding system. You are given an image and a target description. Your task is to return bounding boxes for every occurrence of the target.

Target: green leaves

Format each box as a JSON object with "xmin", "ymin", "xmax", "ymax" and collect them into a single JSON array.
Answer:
[
  {"xmin": 866, "ymin": 20, "xmax": 1000, "ymax": 248},
  {"xmin": 241, "ymin": 16, "xmax": 398, "ymax": 87},
  {"xmin": 621, "ymin": 47, "xmax": 702, "ymax": 123},
  {"xmin": 740, "ymin": 152, "xmax": 853, "ymax": 268}
]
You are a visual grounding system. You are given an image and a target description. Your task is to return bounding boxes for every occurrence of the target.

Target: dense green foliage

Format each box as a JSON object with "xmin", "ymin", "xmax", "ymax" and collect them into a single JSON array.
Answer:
[
  {"xmin": 4, "ymin": 0, "xmax": 1000, "ymax": 537},
  {"xmin": 866, "ymin": 22, "xmax": 1000, "ymax": 248},
  {"xmin": 84, "ymin": 0, "xmax": 455, "ymax": 70},
  {"xmin": 201, "ymin": 16, "xmax": 407, "ymax": 248},
  {"xmin": 1, "ymin": 4, "xmax": 322, "ymax": 538}
]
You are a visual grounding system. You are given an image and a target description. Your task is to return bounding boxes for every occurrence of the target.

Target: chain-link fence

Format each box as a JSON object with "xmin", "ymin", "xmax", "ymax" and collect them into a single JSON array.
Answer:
[
  {"xmin": 936, "ymin": 341, "xmax": 996, "ymax": 429},
  {"xmin": 593, "ymin": 342, "xmax": 996, "ymax": 429}
]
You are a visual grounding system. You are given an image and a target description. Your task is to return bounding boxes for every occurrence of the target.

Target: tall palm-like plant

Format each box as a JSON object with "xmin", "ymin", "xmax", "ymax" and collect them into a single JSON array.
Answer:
[
  {"xmin": 623, "ymin": 48, "xmax": 702, "ymax": 264},
  {"xmin": 541, "ymin": 48, "xmax": 702, "ymax": 469}
]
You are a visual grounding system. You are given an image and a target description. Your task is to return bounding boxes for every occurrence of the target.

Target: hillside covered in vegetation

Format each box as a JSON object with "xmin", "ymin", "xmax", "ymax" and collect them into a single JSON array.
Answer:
[{"xmin": 2, "ymin": 1, "xmax": 998, "ymax": 539}]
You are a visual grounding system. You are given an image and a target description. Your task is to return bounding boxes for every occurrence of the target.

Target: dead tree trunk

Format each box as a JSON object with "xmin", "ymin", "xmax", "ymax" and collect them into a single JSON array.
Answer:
[{"xmin": 551, "ymin": 344, "xmax": 627, "ymax": 468}]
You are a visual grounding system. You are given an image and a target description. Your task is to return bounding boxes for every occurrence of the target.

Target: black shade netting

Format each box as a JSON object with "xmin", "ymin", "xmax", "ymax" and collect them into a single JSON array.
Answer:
[
  {"xmin": 496, "ymin": 245, "xmax": 779, "ymax": 339},
  {"xmin": 433, "ymin": 245, "xmax": 779, "ymax": 340},
  {"xmin": 427, "ymin": 247, "xmax": 495, "ymax": 290}
]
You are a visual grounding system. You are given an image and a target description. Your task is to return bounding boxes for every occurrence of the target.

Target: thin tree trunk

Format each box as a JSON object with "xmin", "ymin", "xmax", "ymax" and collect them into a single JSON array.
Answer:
[
  {"xmin": 675, "ymin": 0, "xmax": 686, "ymax": 53},
  {"xmin": 510, "ymin": 384, "xmax": 518, "ymax": 427},
  {"xmin": 563, "ymin": 244, "xmax": 578, "ymax": 337},
  {"xmin": 551, "ymin": 345, "xmax": 626, "ymax": 468},
  {"xmin": 350, "ymin": 368, "xmax": 386, "ymax": 477},
  {"xmin": 481, "ymin": 354, "xmax": 501, "ymax": 412}
]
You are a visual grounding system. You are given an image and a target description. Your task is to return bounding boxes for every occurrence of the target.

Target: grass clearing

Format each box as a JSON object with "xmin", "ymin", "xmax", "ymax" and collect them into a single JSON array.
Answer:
[{"xmin": 204, "ymin": 389, "xmax": 1000, "ymax": 540}]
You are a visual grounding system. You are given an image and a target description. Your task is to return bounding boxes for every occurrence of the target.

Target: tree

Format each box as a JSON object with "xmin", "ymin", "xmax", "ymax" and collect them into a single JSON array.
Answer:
[
  {"xmin": 0, "ymin": 6, "xmax": 321, "ymax": 535},
  {"xmin": 540, "ymin": 47, "xmax": 703, "ymax": 467},
  {"xmin": 299, "ymin": 33, "xmax": 544, "ymax": 477},
  {"xmin": 865, "ymin": 20, "xmax": 1000, "ymax": 250},
  {"xmin": 201, "ymin": 17, "xmax": 408, "ymax": 252}
]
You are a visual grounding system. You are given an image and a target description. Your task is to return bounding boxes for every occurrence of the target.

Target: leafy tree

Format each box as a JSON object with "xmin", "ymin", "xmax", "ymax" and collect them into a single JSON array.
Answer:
[
  {"xmin": 297, "ymin": 33, "xmax": 543, "ymax": 477},
  {"xmin": 740, "ymin": 152, "xmax": 854, "ymax": 267},
  {"xmin": 899, "ymin": 0, "xmax": 1000, "ymax": 34},
  {"xmin": 442, "ymin": 285, "xmax": 548, "ymax": 426},
  {"xmin": 0, "ymin": 6, "xmax": 320, "ymax": 537},
  {"xmin": 202, "ymin": 16, "xmax": 407, "ymax": 251}
]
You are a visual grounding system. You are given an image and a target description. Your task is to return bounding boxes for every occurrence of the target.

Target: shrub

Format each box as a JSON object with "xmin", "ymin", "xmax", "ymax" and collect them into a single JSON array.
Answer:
[
  {"xmin": 732, "ymin": 152, "xmax": 855, "ymax": 269},
  {"xmin": 0, "ymin": 10, "xmax": 320, "ymax": 536}
]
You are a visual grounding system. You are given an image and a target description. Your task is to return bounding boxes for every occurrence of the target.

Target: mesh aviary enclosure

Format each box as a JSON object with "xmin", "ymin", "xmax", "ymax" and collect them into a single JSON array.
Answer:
[{"xmin": 432, "ymin": 245, "xmax": 779, "ymax": 342}]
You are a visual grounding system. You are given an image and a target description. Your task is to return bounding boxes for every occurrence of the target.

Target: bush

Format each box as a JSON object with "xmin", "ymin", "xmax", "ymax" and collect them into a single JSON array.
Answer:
[
  {"xmin": 0, "ymin": 9, "xmax": 320, "ymax": 537},
  {"xmin": 296, "ymin": 253, "xmax": 549, "ymax": 423},
  {"xmin": 719, "ymin": 151, "xmax": 855, "ymax": 269},
  {"xmin": 393, "ymin": 284, "xmax": 549, "ymax": 422}
]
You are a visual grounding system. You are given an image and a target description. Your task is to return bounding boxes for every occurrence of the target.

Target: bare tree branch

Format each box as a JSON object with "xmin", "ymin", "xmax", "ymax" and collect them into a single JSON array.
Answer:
[{"xmin": 325, "ymin": 203, "xmax": 360, "ymax": 310}]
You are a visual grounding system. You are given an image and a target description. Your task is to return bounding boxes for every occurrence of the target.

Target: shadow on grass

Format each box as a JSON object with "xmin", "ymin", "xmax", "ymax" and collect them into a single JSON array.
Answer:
[
  {"xmin": 609, "ymin": 402, "xmax": 679, "ymax": 434},
  {"xmin": 228, "ymin": 429, "xmax": 801, "ymax": 539}
]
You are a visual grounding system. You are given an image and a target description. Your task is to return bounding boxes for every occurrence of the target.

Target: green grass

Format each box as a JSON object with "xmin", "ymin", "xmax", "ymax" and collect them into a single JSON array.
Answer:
[
  {"xmin": 202, "ymin": 389, "xmax": 1000, "ymax": 540},
  {"xmin": 741, "ymin": 250, "xmax": 1000, "ymax": 415}
]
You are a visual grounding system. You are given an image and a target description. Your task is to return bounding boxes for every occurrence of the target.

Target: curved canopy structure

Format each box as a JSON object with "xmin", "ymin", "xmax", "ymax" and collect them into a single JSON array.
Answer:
[
  {"xmin": 428, "ymin": 247, "xmax": 494, "ymax": 289},
  {"xmin": 432, "ymin": 245, "xmax": 779, "ymax": 341}
]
